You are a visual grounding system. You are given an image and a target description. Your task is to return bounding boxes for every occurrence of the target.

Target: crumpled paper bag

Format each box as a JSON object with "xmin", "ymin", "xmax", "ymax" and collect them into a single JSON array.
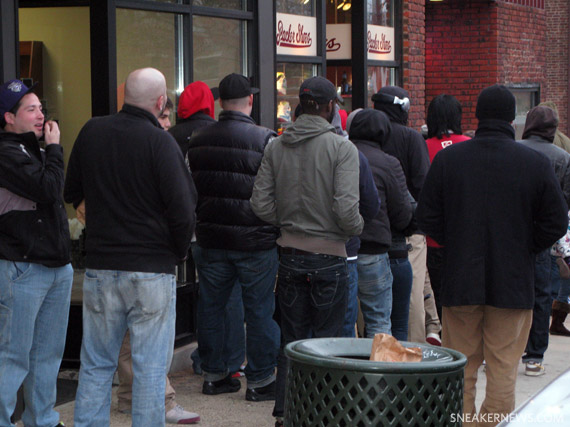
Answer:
[{"xmin": 369, "ymin": 333, "xmax": 422, "ymax": 362}]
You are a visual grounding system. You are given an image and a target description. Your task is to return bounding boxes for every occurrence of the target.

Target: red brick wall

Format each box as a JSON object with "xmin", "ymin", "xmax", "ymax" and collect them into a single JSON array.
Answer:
[
  {"xmin": 425, "ymin": 1, "xmax": 498, "ymax": 132},
  {"xmin": 426, "ymin": 0, "xmax": 546, "ymax": 133},
  {"xmin": 544, "ymin": 0, "xmax": 569, "ymax": 135},
  {"xmin": 402, "ymin": 0, "xmax": 426, "ymax": 130}
]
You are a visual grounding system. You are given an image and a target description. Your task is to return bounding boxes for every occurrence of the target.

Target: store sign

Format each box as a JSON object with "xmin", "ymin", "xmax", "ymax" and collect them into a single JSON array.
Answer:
[
  {"xmin": 276, "ymin": 13, "xmax": 317, "ymax": 56},
  {"xmin": 326, "ymin": 24, "xmax": 351, "ymax": 60},
  {"xmin": 367, "ymin": 25, "xmax": 395, "ymax": 61}
]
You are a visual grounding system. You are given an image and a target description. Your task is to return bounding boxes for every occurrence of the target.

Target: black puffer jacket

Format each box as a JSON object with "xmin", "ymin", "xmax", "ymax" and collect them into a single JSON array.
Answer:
[
  {"xmin": 349, "ymin": 109, "xmax": 413, "ymax": 255},
  {"xmin": 373, "ymin": 86, "xmax": 430, "ymax": 201},
  {"xmin": 169, "ymin": 113, "xmax": 216, "ymax": 158},
  {"xmin": 0, "ymin": 130, "xmax": 71, "ymax": 267},
  {"xmin": 187, "ymin": 110, "xmax": 279, "ymax": 251}
]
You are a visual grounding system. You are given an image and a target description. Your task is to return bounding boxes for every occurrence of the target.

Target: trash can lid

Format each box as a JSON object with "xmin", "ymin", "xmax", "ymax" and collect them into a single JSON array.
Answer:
[{"xmin": 285, "ymin": 338, "xmax": 467, "ymax": 373}]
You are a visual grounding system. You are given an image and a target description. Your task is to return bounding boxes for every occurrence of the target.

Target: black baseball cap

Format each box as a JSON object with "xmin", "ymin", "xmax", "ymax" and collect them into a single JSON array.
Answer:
[
  {"xmin": 0, "ymin": 79, "xmax": 38, "ymax": 117},
  {"xmin": 299, "ymin": 76, "xmax": 337, "ymax": 104},
  {"xmin": 218, "ymin": 73, "xmax": 259, "ymax": 100}
]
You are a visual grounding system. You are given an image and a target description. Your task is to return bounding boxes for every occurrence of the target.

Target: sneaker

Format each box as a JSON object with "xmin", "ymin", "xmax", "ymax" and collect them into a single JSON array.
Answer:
[
  {"xmin": 231, "ymin": 371, "xmax": 245, "ymax": 378},
  {"xmin": 245, "ymin": 381, "xmax": 276, "ymax": 402},
  {"xmin": 525, "ymin": 361, "xmax": 545, "ymax": 377},
  {"xmin": 54, "ymin": 423, "xmax": 65, "ymax": 427},
  {"xmin": 166, "ymin": 405, "xmax": 200, "ymax": 424},
  {"xmin": 202, "ymin": 373, "xmax": 241, "ymax": 395},
  {"xmin": 426, "ymin": 332, "xmax": 442, "ymax": 346}
]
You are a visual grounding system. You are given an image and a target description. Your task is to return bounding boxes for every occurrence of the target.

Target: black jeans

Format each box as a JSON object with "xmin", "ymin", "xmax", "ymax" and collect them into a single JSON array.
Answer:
[
  {"xmin": 523, "ymin": 249, "xmax": 552, "ymax": 362},
  {"xmin": 273, "ymin": 252, "xmax": 348, "ymax": 418}
]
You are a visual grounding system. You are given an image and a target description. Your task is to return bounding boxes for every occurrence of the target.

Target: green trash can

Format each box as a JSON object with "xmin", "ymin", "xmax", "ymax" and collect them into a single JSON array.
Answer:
[{"xmin": 284, "ymin": 338, "xmax": 467, "ymax": 427}]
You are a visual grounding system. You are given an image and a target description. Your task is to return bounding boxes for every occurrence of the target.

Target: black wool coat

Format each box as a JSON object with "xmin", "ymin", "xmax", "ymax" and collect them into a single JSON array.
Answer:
[{"xmin": 417, "ymin": 120, "xmax": 568, "ymax": 309}]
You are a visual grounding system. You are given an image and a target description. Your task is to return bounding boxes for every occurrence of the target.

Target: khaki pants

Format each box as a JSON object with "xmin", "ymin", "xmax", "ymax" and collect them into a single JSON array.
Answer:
[
  {"xmin": 407, "ymin": 234, "xmax": 427, "ymax": 342},
  {"xmin": 424, "ymin": 271, "xmax": 441, "ymax": 335},
  {"xmin": 442, "ymin": 305, "xmax": 532, "ymax": 427},
  {"xmin": 117, "ymin": 331, "xmax": 177, "ymax": 412}
]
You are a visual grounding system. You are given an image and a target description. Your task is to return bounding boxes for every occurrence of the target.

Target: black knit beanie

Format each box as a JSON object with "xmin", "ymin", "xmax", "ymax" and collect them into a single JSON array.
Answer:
[{"xmin": 475, "ymin": 84, "xmax": 516, "ymax": 122}]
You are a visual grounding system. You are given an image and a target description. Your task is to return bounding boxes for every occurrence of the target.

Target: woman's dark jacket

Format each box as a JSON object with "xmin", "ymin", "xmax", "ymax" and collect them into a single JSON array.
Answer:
[
  {"xmin": 187, "ymin": 110, "xmax": 279, "ymax": 251},
  {"xmin": 169, "ymin": 113, "xmax": 216, "ymax": 158},
  {"xmin": 0, "ymin": 130, "xmax": 71, "ymax": 267},
  {"xmin": 349, "ymin": 109, "xmax": 413, "ymax": 255},
  {"xmin": 417, "ymin": 120, "xmax": 568, "ymax": 309}
]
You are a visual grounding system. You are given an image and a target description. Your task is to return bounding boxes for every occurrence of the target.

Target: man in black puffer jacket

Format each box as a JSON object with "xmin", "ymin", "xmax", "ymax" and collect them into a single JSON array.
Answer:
[{"xmin": 187, "ymin": 73, "xmax": 280, "ymax": 402}]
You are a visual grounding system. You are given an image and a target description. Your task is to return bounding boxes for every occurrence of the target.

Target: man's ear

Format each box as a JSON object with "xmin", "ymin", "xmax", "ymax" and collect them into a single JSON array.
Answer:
[
  {"xmin": 156, "ymin": 94, "xmax": 165, "ymax": 113},
  {"xmin": 248, "ymin": 94, "xmax": 254, "ymax": 107},
  {"xmin": 219, "ymin": 98, "xmax": 224, "ymax": 109},
  {"xmin": 4, "ymin": 111, "xmax": 15, "ymax": 126}
]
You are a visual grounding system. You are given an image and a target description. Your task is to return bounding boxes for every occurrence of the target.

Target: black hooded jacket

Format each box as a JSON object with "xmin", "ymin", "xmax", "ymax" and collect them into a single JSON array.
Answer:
[
  {"xmin": 373, "ymin": 86, "xmax": 430, "ymax": 201},
  {"xmin": 349, "ymin": 109, "xmax": 413, "ymax": 255},
  {"xmin": 169, "ymin": 113, "xmax": 216, "ymax": 158}
]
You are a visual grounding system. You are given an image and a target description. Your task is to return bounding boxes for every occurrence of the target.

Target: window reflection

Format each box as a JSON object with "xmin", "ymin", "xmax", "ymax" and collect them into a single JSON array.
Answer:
[
  {"xmin": 276, "ymin": 63, "xmax": 317, "ymax": 133},
  {"xmin": 368, "ymin": 0, "xmax": 393, "ymax": 26}
]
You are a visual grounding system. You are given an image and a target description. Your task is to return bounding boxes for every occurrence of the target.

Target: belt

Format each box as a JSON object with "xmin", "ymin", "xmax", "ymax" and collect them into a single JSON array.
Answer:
[{"xmin": 279, "ymin": 247, "xmax": 319, "ymax": 256}]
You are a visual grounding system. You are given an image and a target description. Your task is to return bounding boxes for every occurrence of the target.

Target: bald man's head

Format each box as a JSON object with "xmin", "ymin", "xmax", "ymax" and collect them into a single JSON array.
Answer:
[{"xmin": 124, "ymin": 68, "xmax": 167, "ymax": 117}]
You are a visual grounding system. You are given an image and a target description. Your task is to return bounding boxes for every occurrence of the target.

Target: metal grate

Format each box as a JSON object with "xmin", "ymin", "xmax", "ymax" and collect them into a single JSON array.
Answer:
[{"xmin": 285, "ymin": 361, "xmax": 464, "ymax": 427}]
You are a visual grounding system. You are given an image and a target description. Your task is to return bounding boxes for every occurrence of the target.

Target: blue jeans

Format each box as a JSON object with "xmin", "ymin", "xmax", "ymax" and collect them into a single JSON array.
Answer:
[
  {"xmin": 342, "ymin": 261, "xmax": 359, "ymax": 337},
  {"xmin": 74, "ymin": 270, "xmax": 176, "ymax": 427},
  {"xmin": 357, "ymin": 253, "xmax": 393, "ymax": 337},
  {"xmin": 523, "ymin": 250, "xmax": 552, "ymax": 363},
  {"xmin": 551, "ymin": 255, "xmax": 570, "ymax": 304},
  {"xmin": 190, "ymin": 280, "xmax": 245, "ymax": 374},
  {"xmin": 390, "ymin": 257, "xmax": 413, "ymax": 341},
  {"xmin": 0, "ymin": 260, "xmax": 72, "ymax": 427},
  {"xmin": 273, "ymin": 252, "xmax": 348, "ymax": 418},
  {"xmin": 193, "ymin": 246, "xmax": 279, "ymax": 387}
]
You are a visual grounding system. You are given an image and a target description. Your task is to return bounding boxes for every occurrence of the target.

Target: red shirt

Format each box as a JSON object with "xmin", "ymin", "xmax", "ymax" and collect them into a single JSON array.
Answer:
[{"xmin": 425, "ymin": 133, "xmax": 470, "ymax": 247}]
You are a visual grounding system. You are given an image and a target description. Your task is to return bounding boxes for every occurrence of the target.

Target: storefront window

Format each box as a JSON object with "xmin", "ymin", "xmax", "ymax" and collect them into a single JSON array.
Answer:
[
  {"xmin": 510, "ymin": 87, "xmax": 540, "ymax": 139},
  {"xmin": 367, "ymin": 65, "xmax": 396, "ymax": 107},
  {"xmin": 193, "ymin": 16, "xmax": 246, "ymax": 118},
  {"xmin": 116, "ymin": 9, "xmax": 180, "ymax": 107},
  {"xmin": 194, "ymin": 0, "xmax": 247, "ymax": 10},
  {"xmin": 368, "ymin": 0, "xmax": 394, "ymax": 26},
  {"xmin": 276, "ymin": 62, "xmax": 318, "ymax": 133},
  {"xmin": 277, "ymin": 0, "xmax": 315, "ymax": 16}
]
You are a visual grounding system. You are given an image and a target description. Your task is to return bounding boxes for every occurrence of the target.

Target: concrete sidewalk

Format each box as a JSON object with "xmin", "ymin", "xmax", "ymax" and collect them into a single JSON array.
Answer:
[{"xmin": 28, "ymin": 320, "xmax": 570, "ymax": 427}]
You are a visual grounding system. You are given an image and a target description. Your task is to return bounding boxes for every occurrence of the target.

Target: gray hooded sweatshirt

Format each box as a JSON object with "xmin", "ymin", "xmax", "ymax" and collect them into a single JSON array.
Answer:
[{"xmin": 251, "ymin": 113, "xmax": 363, "ymax": 257}]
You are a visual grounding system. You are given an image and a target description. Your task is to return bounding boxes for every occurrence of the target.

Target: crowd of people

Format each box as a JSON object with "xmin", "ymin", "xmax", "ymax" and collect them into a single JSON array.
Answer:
[{"xmin": 0, "ymin": 67, "xmax": 569, "ymax": 427}]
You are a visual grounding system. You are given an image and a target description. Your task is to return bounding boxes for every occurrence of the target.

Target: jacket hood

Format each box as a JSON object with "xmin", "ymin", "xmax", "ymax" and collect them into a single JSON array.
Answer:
[
  {"xmin": 281, "ymin": 114, "xmax": 336, "ymax": 145},
  {"xmin": 177, "ymin": 81, "xmax": 215, "ymax": 120},
  {"xmin": 373, "ymin": 86, "xmax": 409, "ymax": 125},
  {"xmin": 522, "ymin": 106, "xmax": 558, "ymax": 142},
  {"xmin": 348, "ymin": 108, "xmax": 392, "ymax": 146}
]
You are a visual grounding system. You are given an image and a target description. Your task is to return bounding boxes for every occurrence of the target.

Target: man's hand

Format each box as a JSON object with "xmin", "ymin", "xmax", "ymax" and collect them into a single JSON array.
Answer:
[
  {"xmin": 76, "ymin": 200, "xmax": 86, "ymax": 225},
  {"xmin": 44, "ymin": 120, "xmax": 60, "ymax": 145}
]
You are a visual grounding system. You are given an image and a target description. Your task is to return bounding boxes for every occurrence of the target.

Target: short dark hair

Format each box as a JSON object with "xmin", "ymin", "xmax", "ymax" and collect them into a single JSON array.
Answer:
[
  {"xmin": 299, "ymin": 95, "xmax": 330, "ymax": 116},
  {"xmin": 0, "ymin": 96, "xmax": 26, "ymax": 129},
  {"xmin": 165, "ymin": 97, "xmax": 173, "ymax": 111},
  {"xmin": 426, "ymin": 94, "xmax": 463, "ymax": 139}
]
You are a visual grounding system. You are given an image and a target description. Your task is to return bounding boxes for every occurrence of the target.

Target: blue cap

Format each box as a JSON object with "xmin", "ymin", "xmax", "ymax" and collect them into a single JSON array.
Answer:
[{"xmin": 0, "ymin": 79, "xmax": 37, "ymax": 117}]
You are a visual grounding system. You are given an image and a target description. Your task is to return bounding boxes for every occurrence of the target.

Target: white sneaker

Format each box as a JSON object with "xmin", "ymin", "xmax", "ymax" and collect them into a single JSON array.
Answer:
[
  {"xmin": 166, "ymin": 405, "xmax": 200, "ymax": 424},
  {"xmin": 426, "ymin": 332, "xmax": 442, "ymax": 346},
  {"xmin": 525, "ymin": 361, "xmax": 545, "ymax": 377}
]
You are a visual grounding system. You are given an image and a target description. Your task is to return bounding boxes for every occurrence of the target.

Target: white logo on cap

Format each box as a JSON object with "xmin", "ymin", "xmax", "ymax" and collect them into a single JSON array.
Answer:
[{"xmin": 7, "ymin": 81, "xmax": 23, "ymax": 93}]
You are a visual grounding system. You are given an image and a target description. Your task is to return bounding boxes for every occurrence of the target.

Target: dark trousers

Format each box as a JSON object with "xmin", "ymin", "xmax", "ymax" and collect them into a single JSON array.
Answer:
[
  {"xmin": 273, "ymin": 252, "xmax": 348, "ymax": 418},
  {"xmin": 523, "ymin": 249, "xmax": 552, "ymax": 362}
]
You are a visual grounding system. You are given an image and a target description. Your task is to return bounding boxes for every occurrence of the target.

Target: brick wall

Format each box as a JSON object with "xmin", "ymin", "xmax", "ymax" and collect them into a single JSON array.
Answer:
[
  {"xmin": 544, "ymin": 0, "xmax": 569, "ymax": 135},
  {"xmin": 426, "ymin": 0, "xmax": 547, "ymax": 133},
  {"xmin": 402, "ymin": 0, "xmax": 426, "ymax": 129}
]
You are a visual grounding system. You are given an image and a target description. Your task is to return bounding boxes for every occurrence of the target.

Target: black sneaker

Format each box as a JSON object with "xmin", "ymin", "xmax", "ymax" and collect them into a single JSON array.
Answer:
[
  {"xmin": 202, "ymin": 373, "xmax": 241, "ymax": 395},
  {"xmin": 245, "ymin": 380, "xmax": 276, "ymax": 402}
]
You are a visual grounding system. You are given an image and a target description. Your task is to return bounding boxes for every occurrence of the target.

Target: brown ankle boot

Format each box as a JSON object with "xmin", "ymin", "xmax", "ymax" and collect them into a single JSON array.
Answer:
[{"xmin": 550, "ymin": 306, "xmax": 570, "ymax": 337}]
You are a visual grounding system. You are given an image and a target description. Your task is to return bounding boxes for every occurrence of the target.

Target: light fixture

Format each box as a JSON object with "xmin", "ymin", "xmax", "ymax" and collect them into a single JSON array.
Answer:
[
  {"xmin": 303, "ymin": 0, "xmax": 310, "ymax": 4},
  {"xmin": 337, "ymin": 1, "xmax": 345, "ymax": 9},
  {"xmin": 342, "ymin": 0, "xmax": 351, "ymax": 10}
]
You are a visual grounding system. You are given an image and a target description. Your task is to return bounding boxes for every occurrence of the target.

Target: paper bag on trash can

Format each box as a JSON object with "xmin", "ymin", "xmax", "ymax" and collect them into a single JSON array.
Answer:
[{"xmin": 369, "ymin": 333, "xmax": 422, "ymax": 362}]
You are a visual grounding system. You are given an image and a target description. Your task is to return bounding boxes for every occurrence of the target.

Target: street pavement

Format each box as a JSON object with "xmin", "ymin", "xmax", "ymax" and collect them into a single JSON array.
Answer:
[{"xmin": 24, "ymin": 318, "xmax": 570, "ymax": 427}]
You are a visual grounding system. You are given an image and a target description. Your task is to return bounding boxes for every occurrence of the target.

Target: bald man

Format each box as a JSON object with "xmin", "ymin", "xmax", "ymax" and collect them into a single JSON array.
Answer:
[{"xmin": 65, "ymin": 68, "xmax": 199, "ymax": 426}]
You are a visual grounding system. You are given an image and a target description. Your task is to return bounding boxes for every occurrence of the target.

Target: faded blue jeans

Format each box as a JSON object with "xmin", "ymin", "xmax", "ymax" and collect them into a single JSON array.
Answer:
[
  {"xmin": 74, "ymin": 270, "xmax": 176, "ymax": 427},
  {"xmin": 357, "ymin": 253, "xmax": 393, "ymax": 337},
  {"xmin": 193, "ymin": 246, "xmax": 279, "ymax": 387},
  {"xmin": 0, "ymin": 260, "xmax": 73, "ymax": 427},
  {"xmin": 342, "ymin": 261, "xmax": 359, "ymax": 337}
]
